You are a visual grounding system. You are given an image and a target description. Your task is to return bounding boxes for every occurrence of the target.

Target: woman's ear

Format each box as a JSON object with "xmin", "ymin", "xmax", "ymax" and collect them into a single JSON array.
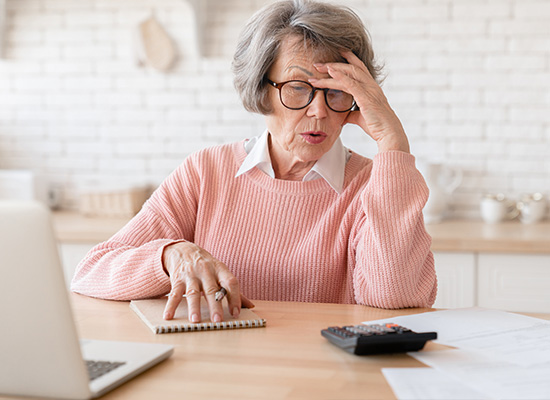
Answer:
[
  {"xmin": 342, "ymin": 110, "xmax": 360, "ymax": 128},
  {"xmin": 342, "ymin": 111, "xmax": 352, "ymax": 127}
]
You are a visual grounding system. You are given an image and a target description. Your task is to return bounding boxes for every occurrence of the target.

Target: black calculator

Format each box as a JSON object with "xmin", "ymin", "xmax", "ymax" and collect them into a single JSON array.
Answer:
[{"xmin": 321, "ymin": 323, "xmax": 437, "ymax": 355}]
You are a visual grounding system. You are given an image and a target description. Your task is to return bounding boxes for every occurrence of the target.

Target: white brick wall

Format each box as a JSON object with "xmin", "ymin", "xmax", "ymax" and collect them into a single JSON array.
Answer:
[{"xmin": 0, "ymin": 0, "xmax": 549, "ymax": 219}]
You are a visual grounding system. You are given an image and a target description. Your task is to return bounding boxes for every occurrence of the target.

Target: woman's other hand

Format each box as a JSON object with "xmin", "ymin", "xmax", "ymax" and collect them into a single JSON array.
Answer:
[
  {"xmin": 309, "ymin": 51, "xmax": 410, "ymax": 153},
  {"xmin": 162, "ymin": 242, "xmax": 253, "ymax": 322}
]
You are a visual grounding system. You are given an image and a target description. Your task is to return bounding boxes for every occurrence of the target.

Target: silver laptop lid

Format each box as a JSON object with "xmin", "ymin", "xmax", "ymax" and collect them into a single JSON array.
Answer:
[{"xmin": 0, "ymin": 201, "xmax": 91, "ymax": 399}]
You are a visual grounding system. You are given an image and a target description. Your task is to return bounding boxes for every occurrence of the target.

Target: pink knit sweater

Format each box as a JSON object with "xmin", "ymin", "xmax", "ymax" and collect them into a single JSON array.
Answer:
[{"xmin": 71, "ymin": 142, "xmax": 437, "ymax": 308}]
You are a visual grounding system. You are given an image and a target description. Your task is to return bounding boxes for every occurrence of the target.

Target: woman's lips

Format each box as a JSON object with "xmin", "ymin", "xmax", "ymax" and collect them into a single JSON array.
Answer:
[{"xmin": 301, "ymin": 131, "xmax": 327, "ymax": 144}]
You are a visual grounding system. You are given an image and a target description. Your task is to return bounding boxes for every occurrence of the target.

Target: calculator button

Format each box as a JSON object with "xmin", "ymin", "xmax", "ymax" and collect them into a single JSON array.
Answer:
[
  {"xmin": 321, "ymin": 323, "xmax": 438, "ymax": 355},
  {"xmin": 328, "ymin": 327, "xmax": 355, "ymax": 338}
]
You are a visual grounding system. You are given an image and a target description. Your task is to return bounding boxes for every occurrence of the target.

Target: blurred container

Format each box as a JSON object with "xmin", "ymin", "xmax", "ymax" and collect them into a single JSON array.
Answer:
[
  {"xmin": 79, "ymin": 187, "xmax": 150, "ymax": 218},
  {"xmin": 417, "ymin": 161, "xmax": 462, "ymax": 224},
  {"xmin": 517, "ymin": 193, "xmax": 547, "ymax": 224},
  {"xmin": 480, "ymin": 193, "xmax": 519, "ymax": 224}
]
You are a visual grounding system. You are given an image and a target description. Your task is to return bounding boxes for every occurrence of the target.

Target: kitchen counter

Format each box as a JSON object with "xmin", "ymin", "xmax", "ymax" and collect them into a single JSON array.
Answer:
[
  {"xmin": 52, "ymin": 211, "xmax": 130, "ymax": 244},
  {"xmin": 426, "ymin": 219, "xmax": 550, "ymax": 254},
  {"xmin": 51, "ymin": 211, "xmax": 550, "ymax": 254}
]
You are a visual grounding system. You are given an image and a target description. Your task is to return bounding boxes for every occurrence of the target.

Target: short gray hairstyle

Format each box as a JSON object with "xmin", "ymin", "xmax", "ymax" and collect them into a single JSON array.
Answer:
[{"xmin": 232, "ymin": 0, "xmax": 382, "ymax": 115}]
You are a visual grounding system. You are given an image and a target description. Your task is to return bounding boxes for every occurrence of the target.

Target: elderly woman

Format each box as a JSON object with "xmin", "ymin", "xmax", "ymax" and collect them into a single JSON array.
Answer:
[{"xmin": 71, "ymin": 0, "xmax": 437, "ymax": 323}]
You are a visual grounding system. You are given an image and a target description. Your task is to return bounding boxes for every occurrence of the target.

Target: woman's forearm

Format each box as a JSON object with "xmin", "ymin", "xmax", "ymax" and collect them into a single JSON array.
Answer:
[{"xmin": 352, "ymin": 151, "xmax": 437, "ymax": 309}]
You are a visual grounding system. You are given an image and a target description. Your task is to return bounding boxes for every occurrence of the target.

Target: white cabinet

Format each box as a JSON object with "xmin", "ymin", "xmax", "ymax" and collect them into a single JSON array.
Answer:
[
  {"xmin": 433, "ymin": 252, "xmax": 476, "ymax": 309},
  {"xmin": 478, "ymin": 253, "xmax": 550, "ymax": 313},
  {"xmin": 433, "ymin": 251, "xmax": 550, "ymax": 313},
  {"xmin": 58, "ymin": 243, "xmax": 95, "ymax": 288}
]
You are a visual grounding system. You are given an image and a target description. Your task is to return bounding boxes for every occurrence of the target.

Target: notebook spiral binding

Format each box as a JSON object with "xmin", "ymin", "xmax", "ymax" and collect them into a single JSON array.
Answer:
[{"xmin": 156, "ymin": 319, "xmax": 266, "ymax": 334}]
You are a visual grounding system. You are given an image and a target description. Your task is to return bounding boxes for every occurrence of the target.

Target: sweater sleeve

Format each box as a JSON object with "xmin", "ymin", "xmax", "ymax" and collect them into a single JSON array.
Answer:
[
  {"xmin": 70, "ymin": 157, "xmax": 200, "ymax": 301},
  {"xmin": 351, "ymin": 151, "xmax": 437, "ymax": 309}
]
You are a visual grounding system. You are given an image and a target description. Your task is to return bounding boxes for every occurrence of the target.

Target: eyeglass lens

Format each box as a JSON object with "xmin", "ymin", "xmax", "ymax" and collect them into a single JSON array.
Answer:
[{"xmin": 279, "ymin": 80, "xmax": 354, "ymax": 112}]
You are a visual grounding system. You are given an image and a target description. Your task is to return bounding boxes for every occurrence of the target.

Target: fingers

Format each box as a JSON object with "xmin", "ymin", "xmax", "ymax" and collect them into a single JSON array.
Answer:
[
  {"xmin": 163, "ymin": 281, "xmax": 185, "ymax": 320},
  {"xmin": 162, "ymin": 242, "xmax": 242, "ymax": 323},
  {"xmin": 184, "ymin": 280, "xmax": 202, "ymax": 323},
  {"xmin": 311, "ymin": 63, "xmax": 372, "ymax": 92},
  {"xmin": 217, "ymin": 273, "xmax": 242, "ymax": 318},
  {"xmin": 311, "ymin": 50, "xmax": 377, "ymax": 92},
  {"xmin": 240, "ymin": 293, "xmax": 255, "ymax": 309},
  {"xmin": 340, "ymin": 51, "xmax": 370, "ymax": 73},
  {"xmin": 312, "ymin": 55, "xmax": 386, "ymax": 111},
  {"xmin": 202, "ymin": 274, "xmax": 224, "ymax": 323}
]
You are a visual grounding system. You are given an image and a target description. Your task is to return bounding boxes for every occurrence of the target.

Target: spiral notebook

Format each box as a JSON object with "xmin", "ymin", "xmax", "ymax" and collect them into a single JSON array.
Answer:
[{"xmin": 130, "ymin": 298, "xmax": 266, "ymax": 334}]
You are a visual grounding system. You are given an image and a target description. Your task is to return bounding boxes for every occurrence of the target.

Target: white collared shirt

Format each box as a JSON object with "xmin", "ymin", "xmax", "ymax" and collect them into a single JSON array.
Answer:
[{"xmin": 235, "ymin": 131, "xmax": 351, "ymax": 194}]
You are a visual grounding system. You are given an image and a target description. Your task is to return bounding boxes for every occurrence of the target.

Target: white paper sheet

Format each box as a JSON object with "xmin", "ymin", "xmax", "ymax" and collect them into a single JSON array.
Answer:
[
  {"xmin": 382, "ymin": 368, "xmax": 489, "ymax": 400},
  {"xmin": 365, "ymin": 307, "xmax": 550, "ymax": 367},
  {"xmin": 410, "ymin": 349, "xmax": 550, "ymax": 400}
]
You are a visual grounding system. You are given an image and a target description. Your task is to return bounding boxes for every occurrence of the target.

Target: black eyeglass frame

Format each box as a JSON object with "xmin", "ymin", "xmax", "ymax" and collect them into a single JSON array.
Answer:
[{"xmin": 266, "ymin": 78, "xmax": 357, "ymax": 113}]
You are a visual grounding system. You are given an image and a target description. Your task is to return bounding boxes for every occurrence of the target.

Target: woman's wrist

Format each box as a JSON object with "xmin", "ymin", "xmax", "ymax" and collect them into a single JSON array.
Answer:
[
  {"xmin": 162, "ymin": 242, "xmax": 183, "ymax": 276},
  {"xmin": 162, "ymin": 240, "xmax": 192, "ymax": 276},
  {"xmin": 376, "ymin": 133, "xmax": 410, "ymax": 153}
]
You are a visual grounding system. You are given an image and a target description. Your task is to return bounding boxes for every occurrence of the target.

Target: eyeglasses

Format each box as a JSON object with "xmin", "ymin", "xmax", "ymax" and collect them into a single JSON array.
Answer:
[{"xmin": 266, "ymin": 79, "xmax": 356, "ymax": 113}]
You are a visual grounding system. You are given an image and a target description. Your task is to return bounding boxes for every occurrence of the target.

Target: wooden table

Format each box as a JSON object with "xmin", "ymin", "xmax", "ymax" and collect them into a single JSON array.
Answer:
[{"xmin": 69, "ymin": 294, "xmax": 444, "ymax": 400}]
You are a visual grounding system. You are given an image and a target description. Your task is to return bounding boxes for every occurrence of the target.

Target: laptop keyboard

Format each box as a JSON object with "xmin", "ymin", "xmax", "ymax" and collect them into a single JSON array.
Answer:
[{"xmin": 86, "ymin": 360, "xmax": 126, "ymax": 381}]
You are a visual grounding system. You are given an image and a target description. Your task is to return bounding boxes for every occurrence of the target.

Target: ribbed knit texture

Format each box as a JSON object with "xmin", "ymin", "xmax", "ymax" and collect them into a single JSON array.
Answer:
[{"xmin": 71, "ymin": 141, "xmax": 437, "ymax": 308}]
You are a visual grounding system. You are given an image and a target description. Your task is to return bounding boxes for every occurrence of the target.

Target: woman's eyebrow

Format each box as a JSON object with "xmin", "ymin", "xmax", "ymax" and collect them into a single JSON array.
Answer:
[{"xmin": 285, "ymin": 65, "xmax": 313, "ymax": 76}]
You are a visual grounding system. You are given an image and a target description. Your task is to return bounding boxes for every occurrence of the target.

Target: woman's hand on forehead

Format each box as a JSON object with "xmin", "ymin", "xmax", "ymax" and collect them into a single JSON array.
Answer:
[{"xmin": 308, "ymin": 51, "xmax": 410, "ymax": 153}]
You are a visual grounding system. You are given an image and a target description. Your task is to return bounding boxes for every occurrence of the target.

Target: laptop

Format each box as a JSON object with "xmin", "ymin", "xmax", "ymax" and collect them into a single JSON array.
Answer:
[{"xmin": 0, "ymin": 201, "xmax": 174, "ymax": 399}]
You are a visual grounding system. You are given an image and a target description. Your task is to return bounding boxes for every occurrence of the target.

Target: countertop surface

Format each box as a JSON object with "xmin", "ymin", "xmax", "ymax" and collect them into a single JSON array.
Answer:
[
  {"xmin": 52, "ymin": 211, "xmax": 130, "ymax": 244},
  {"xmin": 52, "ymin": 211, "xmax": 550, "ymax": 254},
  {"xmin": 425, "ymin": 219, "xmax": 550, "ymax": 254}
]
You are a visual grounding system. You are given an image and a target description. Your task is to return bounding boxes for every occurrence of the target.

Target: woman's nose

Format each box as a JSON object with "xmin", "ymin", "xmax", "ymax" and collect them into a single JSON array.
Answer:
[{"xmin": 306, "ymin": 90, "xmax": 329, "ymax": 119}]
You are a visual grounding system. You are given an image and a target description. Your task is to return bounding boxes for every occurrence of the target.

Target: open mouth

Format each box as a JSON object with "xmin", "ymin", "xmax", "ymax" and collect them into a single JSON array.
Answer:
[{"xmin": 301, "ymin": 131, "xmax": 327, "ymax": 144}]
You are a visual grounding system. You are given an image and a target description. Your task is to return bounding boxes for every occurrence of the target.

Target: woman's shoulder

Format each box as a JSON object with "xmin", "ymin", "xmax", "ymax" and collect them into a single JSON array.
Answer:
[
  {"xmin": 163, "ymin": 141, "xmax": 247, "ymax": 186},
  {"xmin": 341, "ymin": 151, "xmax": 373, "ymax": 191},
  {"xmin": 157, "ymin": 141, "xmax": 245, "ymax": 194},
  {"xmin": 346, "ymin": 151, "xmax": 373, "ymax": 174},
  {"xmin": 183, "ymin": 141, "xmax": 246, "ymax": 169}
]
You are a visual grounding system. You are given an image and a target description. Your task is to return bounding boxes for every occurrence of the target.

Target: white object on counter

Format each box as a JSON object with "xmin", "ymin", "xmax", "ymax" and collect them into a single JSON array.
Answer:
[
  {"xmin": 517, "ymin": 193, "xmax": 547, "ymax": 224},
  {"xmin": 480, "ymin": 193, "xmax": 519, "ymax": 224},
  {"xmin": 417, "ymin": 161, "xmax": 462, "ymax": 224}
]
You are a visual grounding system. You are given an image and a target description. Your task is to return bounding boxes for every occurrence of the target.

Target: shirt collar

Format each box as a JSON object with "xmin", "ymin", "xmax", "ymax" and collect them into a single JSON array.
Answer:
[{"xmin": 235, "ymin": 130, "xmax": 349, "ymax": 194}]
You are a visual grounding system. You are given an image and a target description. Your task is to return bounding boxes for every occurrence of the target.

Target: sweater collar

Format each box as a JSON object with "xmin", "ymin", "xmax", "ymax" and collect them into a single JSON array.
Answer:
[{"xmin": 235, "ymin": 130, "xmax": 349, "ymax": 194}]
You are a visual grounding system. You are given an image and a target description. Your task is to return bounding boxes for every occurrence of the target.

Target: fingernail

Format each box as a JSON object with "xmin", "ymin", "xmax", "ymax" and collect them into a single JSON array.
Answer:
[
  {"xmin": 313, "ymin": 63, "xmax": 324, "ymax": 68},
  {"xmin": 232, "ymin": 307, "xmax": 240, "ymax": 318},
  {"xmin": 191, "ymin": 313, "xmax": 200, "ymax": 323},
  {"xmin": 163, "ymin": 311, "xmax": 172, "ymax": 320},
  {"xmin": 213, "ymin": 313, "xmax": 222, "ymax": 323}
]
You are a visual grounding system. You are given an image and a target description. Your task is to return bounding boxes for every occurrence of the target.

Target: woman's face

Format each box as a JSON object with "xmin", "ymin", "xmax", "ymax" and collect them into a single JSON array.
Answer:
[{"xmin": 265, "ymin": 36, "xmax": 349, "ymax": 170}]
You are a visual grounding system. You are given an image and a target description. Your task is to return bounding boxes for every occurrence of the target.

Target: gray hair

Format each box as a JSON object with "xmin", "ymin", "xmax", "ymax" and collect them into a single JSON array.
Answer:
[{"xmin": 232, "ymin": 0, "xmax": 383, "ymax": 115}]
